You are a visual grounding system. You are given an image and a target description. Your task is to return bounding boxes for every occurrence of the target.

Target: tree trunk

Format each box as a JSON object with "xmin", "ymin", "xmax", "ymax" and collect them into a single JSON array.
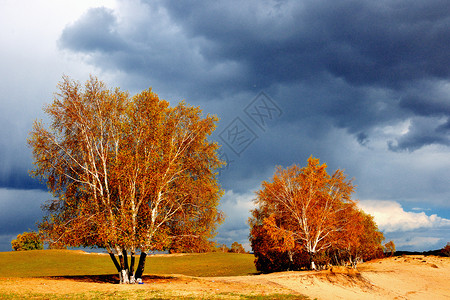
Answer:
[
  {"xmin": 134, "ymin": 252, "xmax": 147, "ymax": 282},
  {"xmin": 309, "ymin": 252, "xmax": 317, "ymax": 270},
  {"xmin": 118, "ymin": 250, "xmax": 130, "ymax": 284},
  {"xmin": 123, "ymin": 249, "xmax": 129, "ymax": 273},
  {"xmin": 287, "ymin": 250, "xmax": 293, "ymax": 271},
  {"xmin": 108, "ymin": 252, "xmax": 121, "ymax": 273},
  {"xmin": 129, "ymin": 250, "xmax": 136, "ymax": 283},
  {"xmin": 108, "ymin": 249, "xmax": 142, "ymax": 284}
]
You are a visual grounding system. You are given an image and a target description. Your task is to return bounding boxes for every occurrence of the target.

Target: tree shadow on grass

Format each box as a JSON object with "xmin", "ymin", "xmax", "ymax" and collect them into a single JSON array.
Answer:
[{"xmin": 47, "ymin": 274, "xmax": 176, "ymax": 284}]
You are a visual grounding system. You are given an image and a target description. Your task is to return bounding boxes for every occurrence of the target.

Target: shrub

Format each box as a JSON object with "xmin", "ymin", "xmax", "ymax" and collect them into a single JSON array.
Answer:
[
  {"xmin": 384, "ymin": 241, "xmax": 396, "ymax": 257},
  {"xmin": 441, "ymin": 242, "xmax": 450, "ymax": 257},
  {"xmin": 11, "ymin": 231, "xmax": 43, "ymax": 251}
]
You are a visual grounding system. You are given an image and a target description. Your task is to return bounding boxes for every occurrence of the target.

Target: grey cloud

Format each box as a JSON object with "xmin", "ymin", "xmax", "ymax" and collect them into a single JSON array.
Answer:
[
  {"xmin": 58, "ymin": 0, "xmax": 450, "ymax": 152},
  {"xmin": 12, "ymin": 0, "xmax": 447, "ymax": 251},
  {"xmin": 388, "ymin": 117, "xmax": 450, "ymax": 151},
  {"xmin": 399, "ymin": 80, "xmax": 450, "ymax": 117},
  {"xmin": 0, "ymin": 168, "xmax": 44, "ymax": 190},
  {"xmin": 356, "ymin": 132, "xmax": 369, "ymax": 146},
  {"xmin": 0, "ymin": 125, "xmax": 44, "ymax": 190},
  {"xmin": 215, "ymin": 190, "xmax": 255, "ymax": 248},
  {"xmin": 162, "ymin": 0, "xmax": 450, "ymax": 87},
  {"xmin": 59, "ymin": 7, "xmax": 126, "ymax": 53},
  {"xmin": 0, "ymin": 189, "xmax": 49, "ymax": 251},
  {"xmin": 382, "ymin": 229, "xmax": 448, "ymax": 252},
  {"xmin": 58, "ymin": 0, "xmax": 450, "ymax": 92}
]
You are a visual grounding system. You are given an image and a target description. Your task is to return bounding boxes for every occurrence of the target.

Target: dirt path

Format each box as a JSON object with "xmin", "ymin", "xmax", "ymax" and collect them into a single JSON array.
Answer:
[{"xmin": 0, "ymin": 255, "xmax": 449, "ymax": 299}]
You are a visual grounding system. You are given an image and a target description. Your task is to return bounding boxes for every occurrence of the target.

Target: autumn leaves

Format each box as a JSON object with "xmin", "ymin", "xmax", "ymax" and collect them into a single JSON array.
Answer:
[
  {"xmin": 29, "ymin": 75, "xmax": 384, "ymax": 281},
  {"xmin": 250, "ymin": 157, "xmax": 385, "ymax": 272},
  {"xmin": 29, "ymin": 76, "xmax": 224, "ymax": 283}
]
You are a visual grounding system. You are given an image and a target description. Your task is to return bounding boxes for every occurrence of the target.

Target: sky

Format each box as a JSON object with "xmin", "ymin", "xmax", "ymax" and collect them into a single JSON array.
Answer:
[{"xmin": 1, "ymin": 0, "xmax": 449, "ymax": 253}]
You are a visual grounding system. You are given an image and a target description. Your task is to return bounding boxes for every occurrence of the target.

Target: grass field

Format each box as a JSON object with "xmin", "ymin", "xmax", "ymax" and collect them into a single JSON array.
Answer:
[
  {"xmin": 0, "ymin": 250, "xmax": 257, "ymax": 277},
  {"xmin": 2, "ymin": 250, "xmax": 448, "ymax": 299},
  {"xmin": 0, "ymin": 250, "xmax": 309, "ymax": 299}
]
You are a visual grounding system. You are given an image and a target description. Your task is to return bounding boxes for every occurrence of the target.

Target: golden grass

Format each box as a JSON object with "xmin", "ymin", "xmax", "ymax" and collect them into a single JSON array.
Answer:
[{"xmin": 0, "ymin": 250, "xmax": 257, "ymax": 277}]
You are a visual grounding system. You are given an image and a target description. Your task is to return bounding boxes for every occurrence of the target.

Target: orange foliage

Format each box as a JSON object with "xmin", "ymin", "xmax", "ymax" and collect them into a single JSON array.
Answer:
[
  {"xmin": 250, "ymin": 157, "xmax": 384, "ymax": 272},
  {"xmin": 384, "ymin": 240, "xmax": 396, "ymax": 256},
  {"xmin": 29, "ymin": 76, "xmax": 224, "ymax": 282},
  {"xmin": 441, "ymin": 242, "xmax": 450, "ymax": 257}
]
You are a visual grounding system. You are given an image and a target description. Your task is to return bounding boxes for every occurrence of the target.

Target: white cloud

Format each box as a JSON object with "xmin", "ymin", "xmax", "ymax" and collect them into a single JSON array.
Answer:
[
  {"xmin": 219, "ymin": 190, "xmax": 256, "ymax": 225},
  {"xmin": 380, "ymin": 119, "xmax": 411, "ymax": 136},
  {"xmin": 0, "ymin": 1, "xmax": 118, "ymax": 183},
  {"xmin": 358, "ymin": 200, "xmax": 450, "ymax": 233},
  {"xmin": 216, "ymin": 190, "xmax": 257, "ymax": 250},
  {"xmin": 394, "ymin": 236, "xmax": 443, "ymax": 249},
  {"xmin": 358, "ymin": 200, "xmax": 450, "ymax": 251}
]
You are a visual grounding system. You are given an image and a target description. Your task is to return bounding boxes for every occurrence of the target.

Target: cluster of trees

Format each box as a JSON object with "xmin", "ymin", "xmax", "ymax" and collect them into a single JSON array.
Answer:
[
  {"xmin": 249, "ymin": 157, "xmax": 386, "ymax": 273},
  {"xmin": 11, "ymin": 231, "xmax": 43, "ymax": 251},
  {"xmin": 214, "ymin": 242, "xmax": 247, "ymax": 253},
  {"xmin": 230, "ymin": 242, "xmax": 246, "ymax": 253},
  {"xmin": 27, "ymin": 75, "xmax": 396, "ymax": 282},
  {"xmin": 168, "ymin": 240, "xmax": 247, "ymax": 254},
  {"xmin": 28, "ymin": 76, "xmax": 224, "ymax": 283}
]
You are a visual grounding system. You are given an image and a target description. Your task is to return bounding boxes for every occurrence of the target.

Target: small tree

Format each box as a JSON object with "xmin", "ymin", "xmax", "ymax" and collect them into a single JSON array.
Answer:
[
  {"xmin": 11, "ymin": 231, "xmax": 43, "ymax": 251},
  {"xmin": 230, "ymin": 242, "xmax": 246, "ymax": 253},
  {"xmin": 441, "ymin": 242, "xmax": 450, "ymax": 257},
  {"xmin": 384, "ymin": 240, "xmax": 396, "ymax": 257},
  {"xmin": 218, "ymin": 244, "xmax": 229, "ymax": 253}
]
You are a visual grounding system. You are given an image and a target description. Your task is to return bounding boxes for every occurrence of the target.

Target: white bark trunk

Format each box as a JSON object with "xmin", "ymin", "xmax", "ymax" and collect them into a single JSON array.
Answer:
[{"xmin": 120, "ymin": 269, "xmax": 130, "ymax": 284}]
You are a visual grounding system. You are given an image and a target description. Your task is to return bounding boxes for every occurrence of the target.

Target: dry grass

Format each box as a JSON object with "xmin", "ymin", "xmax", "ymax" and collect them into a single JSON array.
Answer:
[{"xmin": 1, "ymin": 250, "xmax": 449, "ymax": 299}]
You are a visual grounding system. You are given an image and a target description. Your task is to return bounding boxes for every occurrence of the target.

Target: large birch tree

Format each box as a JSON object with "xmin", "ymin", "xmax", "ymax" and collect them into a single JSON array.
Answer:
[{"xmin": 29, "ymin": 76, "xmax": 224, "ymax": 283}]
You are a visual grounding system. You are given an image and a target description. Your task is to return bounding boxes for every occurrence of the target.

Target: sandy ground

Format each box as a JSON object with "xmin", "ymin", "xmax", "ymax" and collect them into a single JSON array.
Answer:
[{"xmin": 0, "ymin": 255, "xmax": 449, "ymax": 299}]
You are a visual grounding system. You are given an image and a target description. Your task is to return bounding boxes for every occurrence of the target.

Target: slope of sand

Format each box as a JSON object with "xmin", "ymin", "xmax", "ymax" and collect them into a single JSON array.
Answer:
[
  {"xmin": 210, "ymin": 255, "xmax": 450, "ymax": 299},
  {"xmin": 0, "ymin": 255, "xmax": 448, "ymax": 299}
]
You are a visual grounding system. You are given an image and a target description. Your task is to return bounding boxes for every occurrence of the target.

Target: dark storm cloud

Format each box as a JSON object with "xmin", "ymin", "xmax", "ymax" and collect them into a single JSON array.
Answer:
[
  {"xmin": 0, "ymin": 170, "xmax": 45, "ymax": 190},
  {"xmin": 400, "ymin": 81, "xmax": 450, "ymax": 117},
  {"xmin": 0, "ymin": 124, "xmax": 44, "ymax": 190},
  {"xmin": 55, "ymin": 0, "xmax": 450, "ymax": 204},
  {"xmin": 58, "ymin": 0, "xmax": 450, "ymax": 152},
  {"xmin": 1, "ymin": 0, "xmax": 448, "ymax": 253},
  {"xmin": 169, "ymin": 0, "xmax": 450, "ymax": 151},
  {"xmin": 0, "ymin": 189, "xmax": 49, "ymax": 251},
  {"xmin": 388, "ymin": 117, "xmax": 450, "ymax": 152},
  {"xmin": 162, "ymin": 0, "xmax": 450, "ymax": 87},
  {"xmin": 390, "ymin": 80, "xmax": 450, "ymax": 151}
]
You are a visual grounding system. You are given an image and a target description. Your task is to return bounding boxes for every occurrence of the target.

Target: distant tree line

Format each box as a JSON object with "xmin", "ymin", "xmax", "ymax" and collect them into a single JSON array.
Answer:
[
  {"xmin": 394, "ymin": 242, "xmax": 450, "ymax": 257},
  {"xmin": 218, "ymin": 242, "xmax": 247, "ymax": 253},
  {"xmin": 168, "ymin": 240, "xmax": 247, "ymax": 254}
]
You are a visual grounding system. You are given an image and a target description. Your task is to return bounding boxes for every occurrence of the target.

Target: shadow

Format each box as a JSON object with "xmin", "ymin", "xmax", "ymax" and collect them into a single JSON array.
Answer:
[
  {"xmin": 248, "ymin": 271, "xmax": 263, "ymax": 276},
  {"xmin": 47, "ymin": 274, "xmax": 176, "ymax": 284}
]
